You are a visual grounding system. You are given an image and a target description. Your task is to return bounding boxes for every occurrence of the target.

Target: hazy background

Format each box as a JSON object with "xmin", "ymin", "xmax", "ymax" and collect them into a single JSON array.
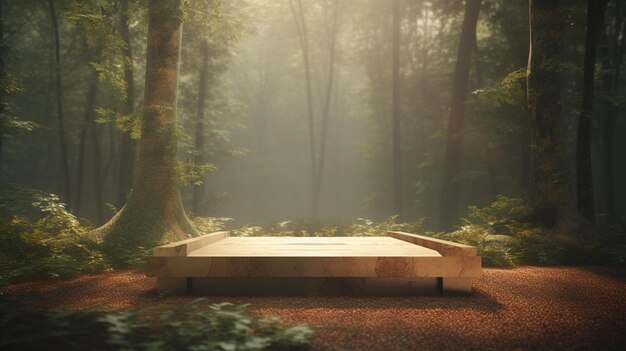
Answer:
[{"xmin": 2, "ymin": 0, "xmax": 626, "ymax": 230}]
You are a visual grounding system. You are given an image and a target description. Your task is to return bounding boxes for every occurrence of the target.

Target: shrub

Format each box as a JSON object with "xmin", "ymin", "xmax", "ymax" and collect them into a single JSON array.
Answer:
[
  {"xmin": 0, "ymin": 185, "xmax": 108, "ymax": 287},
  {"xmin": 0, "ymin": 298, "xmax": 312, "ymax": 351},
  {"xmin": 224, "ymin": 216, "xmax": 424, "ymax": 238},
  {"xmin": 434, "ymin": 195, "xmax": 566, "ymax": 267}
]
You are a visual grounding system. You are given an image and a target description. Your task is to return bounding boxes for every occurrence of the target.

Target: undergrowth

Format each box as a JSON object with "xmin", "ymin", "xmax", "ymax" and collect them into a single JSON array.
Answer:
[
  {"xmin": 0, "ymin": 185, "xmax": 108, "ymax": 287},
  {"xmin": 2, "ymin": 182, "xmax": 624, "ymax": 287},
  {"xmin": 0, "ymin": 298, "xmax": 312, "ymax": 351}
]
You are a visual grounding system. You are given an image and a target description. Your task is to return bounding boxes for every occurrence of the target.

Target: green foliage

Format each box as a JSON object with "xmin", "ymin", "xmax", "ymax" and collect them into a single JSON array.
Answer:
[
  {"xmin": 474, "ymin": 69, "xmax": 527, "ymax": 110},
  {"xmin": 176, "ymin": 160, "xmax": 217, "ymax": 186},
  {"xmin": 0, "ymin": 299, "xmax": 312, "ymax": 351},
  {"xmin": 67, "ymin": 0, "xmax": 141, "ymax": 140},
  {"xmin": 95, "ymin": 107, "xmax": 141, "ymax": 139},
  {"xmin": 345, "ymin": 216, "xmax": 425, "ymax": 237},
  {"xmin": 227, "ymin": 216, "xmax": 424, "ymax": 238},
  {"xmin": 433, "ymin": 195, "xmax": 562, "ymax": 267},
  {"xmin": 433, "ymin": 195, "xmax": 626, "ymax": 267},
  {"xmin": 0, "ymin": 185, "xmax": 108, "ymax": 287},
  {"xmin": 192, "ymin": 216, "xmax": 235, "ymax": 233},
  {"xmin": 466, "ymin": 195, "xmax": 527, "ymax": 224},
  {"xmin": 66, "ymin": 0, "xmax": 131, "ymax": 103},
  {"xmin": 0, "ymin": 114, "xmax": 40, "ymax": 136},
  {"xmin": 0, "ymin": 71, "xmax": 39, "ymax": 138},
  {"xmin": 185, "ymin": 0, "xmax": 244, "ymax": 44}
]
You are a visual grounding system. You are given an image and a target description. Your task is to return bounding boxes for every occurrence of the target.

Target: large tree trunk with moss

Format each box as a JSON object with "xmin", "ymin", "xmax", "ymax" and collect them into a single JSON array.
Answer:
[
  {"xmin": 93, "ymin": 0, "xmax": 197, "ymax": 261},
  {"xmin": 526, "ymin": 0, "xmax": 580, "ymax": 236},
  {"xmin": 438, "ymin": 0, "xmax": 481, "ymax": 231}
]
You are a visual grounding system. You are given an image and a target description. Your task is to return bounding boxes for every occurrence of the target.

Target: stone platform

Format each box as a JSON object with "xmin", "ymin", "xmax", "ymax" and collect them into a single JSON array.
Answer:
[{"xmin": 145, "ymin": 231, "xmax": 482, "ymax": 295}]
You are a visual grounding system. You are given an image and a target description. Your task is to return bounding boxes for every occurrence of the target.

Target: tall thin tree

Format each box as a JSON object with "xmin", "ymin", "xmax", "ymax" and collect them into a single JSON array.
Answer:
[
  {"xmin": 392, "ymin": 0, "xmax": 402, "ymax": 217},
  {"xmin": 0, "ymin": 1, "xmax": 5, "ymax": 175},
  {"xmin": 75, "ymin": 47, "xmax": 100, "ymax": 219},
  {"xmin": 599, "ymin": 1, "xmax": 626, "ymax": 225},
  {"xmin": 116, "ymin": 0, "xmax": 137, "ymax": 207},
  {"xmin": 192, "ymin": 39, "xmax": 210, "ymax": 215},
  {"xmin": 576, "ymin": 0, "xmax": 609, "ymax": 226},
  {"xmin": 48, "ymin": 0, "xmax": 72, "ymax": 209},
  {"xmin": 289, "ymin": 0, "xmax": 318, "ymax": 219},
  {"xmin": 315, "ymin": 0, "xmax": 340, "ymax": 219},
  {"xmin": 438, "ymin": 0, "xmax": 481, "ymax": 231}
]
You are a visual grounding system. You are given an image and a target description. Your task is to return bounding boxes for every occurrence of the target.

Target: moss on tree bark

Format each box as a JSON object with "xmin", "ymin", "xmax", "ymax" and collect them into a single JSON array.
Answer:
[{"xmin": 88, "ymin": 0, "xmax": 197, "ymax": 263}]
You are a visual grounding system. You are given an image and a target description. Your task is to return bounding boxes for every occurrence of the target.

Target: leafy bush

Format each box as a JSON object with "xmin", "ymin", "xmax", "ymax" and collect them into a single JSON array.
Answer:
[
  {"xmin": 227, "ymin": 216, "xmax": 424, "ymax": 238},
  {"xmin": 466, "ymin": 195, "xmax": 527, "ymax": 224},
  {"xmin": 0, "ymin": 299, "xmax": 312, "ymax": 351},
  {"xmin": 436, "ymin": 195, "xmax": 626, "ymax": 267},
  {"xmin": 0, "ymin": 185, "xmax": 109, "ymax": 287},
  {"xmin": 434, "ymin": 195, "xmax": 564, "ymax": 267},
  {"xmin": 192, "ymin": 216, "xmax": 235, "ymax": 234}
]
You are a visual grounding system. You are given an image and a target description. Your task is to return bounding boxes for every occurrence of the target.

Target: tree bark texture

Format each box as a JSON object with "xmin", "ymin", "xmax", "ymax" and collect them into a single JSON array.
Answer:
[
  {"xmin": 96, "ymin": 0, "xmax": 197, "ymax": 257},
  {"xmin": 0, "ymin": 1, "xmax": 4, "ymax": 176},
  {"xmin": 75, "ymin": 50, "xmax": 99, "ymax": 219},
  {"xmin": 49, "ymin": 0, "xmax": 72, "ymax": 210},
  {"xmin": 191, "ymin": 40, "xmax": 210, "ymax": 216},
  {"xmin": 600, "ymin": 1, "xmax": 626, "ymax": 225},
  {"xmin": 527, "ymin": 0, "xmax": 579, "ymax": 234},
  {"xmin": 392, "ymin": 0, "xmax": 403, "ymax": 218},
  {"xmin": 576, "ymin": 0, "xmax": 608, "ymax": 226},
  {"xmin": 438, "ymin": 0, "xmax": 481, "ymax": 231},
  {"xmin": 116, "ymin": 0, "xmax": 137, "ymax": 207}
]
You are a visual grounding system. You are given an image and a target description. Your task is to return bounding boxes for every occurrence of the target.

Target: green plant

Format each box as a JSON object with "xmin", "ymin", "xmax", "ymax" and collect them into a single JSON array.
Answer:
[
  {"xmin": 192, "ymin": 216, "xmax": 235, "ymax": 233},
  {"xmin": 223, "ymin": 216, "xmax": 425, "ymax": 238},
  {"xmin": 0, "ymin": 298, "xmax": 312, "ymax": 351},
  {"xmin": 0, "ymin": 185, "xmax": 109, "ymax": 287}
]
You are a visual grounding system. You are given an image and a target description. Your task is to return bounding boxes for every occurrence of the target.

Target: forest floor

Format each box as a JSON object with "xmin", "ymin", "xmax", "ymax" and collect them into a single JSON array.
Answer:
[{"xmin": 6, "ymin": 266, "xmax": 626, "ymax": 350}]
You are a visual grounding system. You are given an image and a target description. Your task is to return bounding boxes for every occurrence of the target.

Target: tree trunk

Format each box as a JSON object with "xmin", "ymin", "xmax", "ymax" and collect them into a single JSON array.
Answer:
[
  {"xmin": 289, "ymin": 0, "xmax": 318, "ymax": 219},
  {"xmin": 527, "ymin": 0, "xmax": 579, "ymax": 236},
  {"xmin": 191, "ymin": 40, "xmax": 210, "ymax": 216},
  {"xmin": 600, "ymin": 2, "xmax": 626, "ymax": 225},
  {"xmin": 315, "ymin": 0, "xmax": 340, "ymax": 220},
  {"xmin": 0, "ymin": 1, "xmax": 4, "ymax": 177},
  {"xmin": 75, "ymin": 50, "xmax": 99, "ymax": 218},
  {"xmin": 90, "ymin": 116, "xmax": 104, "ymax": 224},
  {"xmin": 520, "ymin": 121, "xmax": 531, "ymax": 192},
  {"xmin": 48, "ymin": 0, "xmax": 72, "ymax": 209},
  {"xmin": 576, "ymin": 0, "xmax": 609, "ymax": 226},
  {"xmin": 93, "ymin": 0, "xmax": 197, "ymax": 259},
  {"xmin": 438, "ymin": 0, "xmax": 481, "ymax": 231},
  {"xmin": 116, "ymin": 0, "xmax": 137, "ymax": 207},
  {"xmin": 392, "ymin": 0, "xmax": 403, "ymax": 217}
]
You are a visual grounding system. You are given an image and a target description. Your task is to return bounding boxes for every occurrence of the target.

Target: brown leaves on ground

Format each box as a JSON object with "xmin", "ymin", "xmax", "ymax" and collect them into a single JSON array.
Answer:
[{"xmin": 6, "ymin": 266, "xmax": 626, "ymax": 350}]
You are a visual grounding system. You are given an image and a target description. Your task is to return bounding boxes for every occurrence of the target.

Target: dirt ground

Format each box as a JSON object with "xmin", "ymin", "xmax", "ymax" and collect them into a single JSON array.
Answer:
[{"xmin": 6, "ymin": 266, "xmax": 626, "ymax": 350}]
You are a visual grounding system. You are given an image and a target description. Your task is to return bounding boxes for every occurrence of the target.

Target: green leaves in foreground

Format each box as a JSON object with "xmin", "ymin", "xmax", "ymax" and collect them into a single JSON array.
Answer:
[
  {"xmin": 0, "ymin": 185, "xmax": 108, "ymax": 287},
  {"xmin": 0, "ymin": 299, "xmax": 312, "ymax": 351}
]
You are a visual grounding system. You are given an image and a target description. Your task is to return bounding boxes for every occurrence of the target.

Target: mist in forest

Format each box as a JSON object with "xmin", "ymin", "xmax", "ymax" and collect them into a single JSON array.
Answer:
[
  {"xmin": 2, "ymin": 0, "xmax": 626, "ymax": 232},
  {"xmin": 201, "ymin": 1, "xmax": 375, "ymax": 224}
]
